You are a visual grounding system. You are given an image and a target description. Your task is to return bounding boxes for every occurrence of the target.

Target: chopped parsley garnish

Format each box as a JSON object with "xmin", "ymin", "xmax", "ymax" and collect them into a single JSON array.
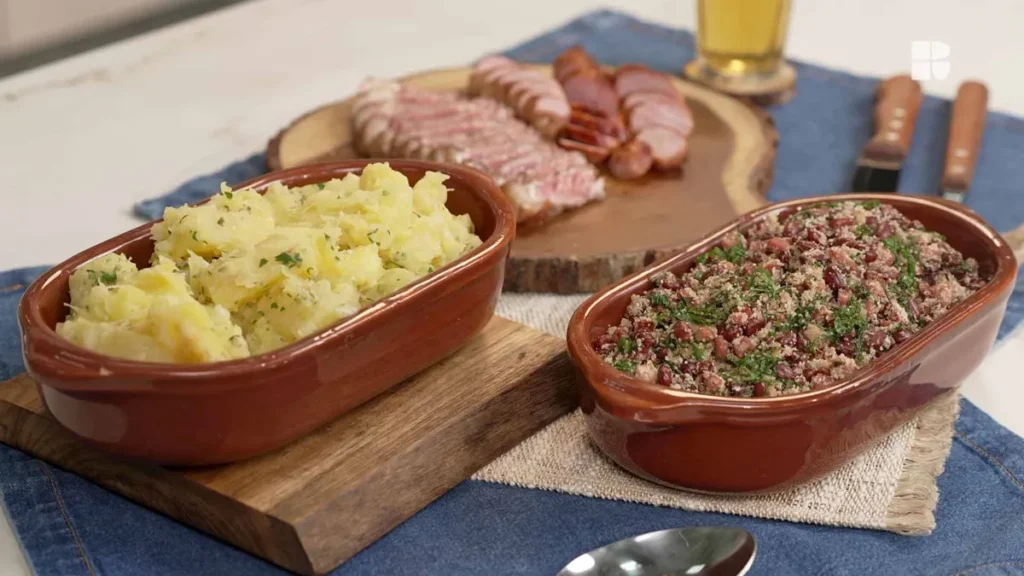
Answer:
[
  {"xmin": 217, "ymin": 217, "xmax": 225, "ymax": 226},
  {"xmin": 854, "ymin": 224, "xmax": 873, "ymax": 238},
  {"xmin": 275, "ymin": 251, "xmax": 303, "ymax": 267},
  {"xmin": 617, "ymin": 337, "xmax": 635, "ymax": 354},
  {"xmin": 723, "ymin": 350, "xmax": 779, "ymax": 384},
  {"xmin": 259, "ymin": 258, "xmax": 268, "ymax": 267},
  {"xmin": 191, "ymin": 230, "xmax": 199, "ymax": 242},
  {"xmin": 697, "ymin": 243, "xmax": 746, "ymax": 266},
  {"xmin": 747, "ymin": 267, "xmax": 780, "ymax": 300},
  {"xmin": 674, "ymin": 291, "xmax": 735, "ymax": 326},
  {"xmin": 781, "ymin": 300, "xmax": 818, "ymax": 333},
  {"xmin": 830, "ymin": 299, "xmax": 868, "ymax": 343},
  {"xmin": 270, "ymin": 302, "xmax": 279, "ymax": 309},
  {"xmin": 649, "ymin": 292, "xmax": 672, "ymax": 309},
  {"xmin": 224, "ymin": 191, "xmax": 233, "ymax": 199},
  {"xmin": 883, "ymin": 234, "xmax": 920, "ymax": 306},
  {"xmin": 99, "ymin": 272, "xmax": 117, "ymax": 285},
  {"xmin": 688, "ymin": 342, "xmax": 709, "ymax": 361},
  {"xmin": 860, "ymin": 200, "xmax": 881, "ymax": 209},
  {"xmin": 613, "ymin": 359, "xmax": 637, "ymax": 374},
  {"xmin": 317, "ymin": 183, "xmax": 326, "ymax": 190}
]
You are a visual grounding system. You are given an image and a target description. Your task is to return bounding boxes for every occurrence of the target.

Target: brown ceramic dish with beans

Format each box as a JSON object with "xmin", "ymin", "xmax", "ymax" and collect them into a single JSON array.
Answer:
[
  {"xmin": 567, "ymin": 194, "xmax": 1017, "ymax": 493},
  {"xmin": 19, "ymin": 160, "xmax": 516, "ymax": 466}
]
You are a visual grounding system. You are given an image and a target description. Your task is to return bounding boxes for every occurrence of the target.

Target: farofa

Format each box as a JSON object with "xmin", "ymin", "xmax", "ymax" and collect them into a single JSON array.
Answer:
[{"xmin": 594, "ymin": 201, "xmax": 987, "ymax": 397}]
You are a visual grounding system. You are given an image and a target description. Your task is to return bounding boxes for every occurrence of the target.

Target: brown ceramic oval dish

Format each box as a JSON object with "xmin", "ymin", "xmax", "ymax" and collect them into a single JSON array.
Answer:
[
  {"xmin": 567, "ymin": 194, "xmax": 1017, "ymax": 493},
  {"xmin": 19, "ymin": 160, "xmax": 516, "ymax": 466}
]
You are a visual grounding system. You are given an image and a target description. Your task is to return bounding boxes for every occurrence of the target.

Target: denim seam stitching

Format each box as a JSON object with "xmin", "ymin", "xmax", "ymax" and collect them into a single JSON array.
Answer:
[
  {"xmin": 950, "ymin": 560, "xmax": 1024, "ymax": 576},
  {"xmin": 38, "ymin": 462, "xmax": 98, "ymax": 576},
  {"xmin": 955, "ymin": 432, "xmax": 1024, "ymax": 493}
]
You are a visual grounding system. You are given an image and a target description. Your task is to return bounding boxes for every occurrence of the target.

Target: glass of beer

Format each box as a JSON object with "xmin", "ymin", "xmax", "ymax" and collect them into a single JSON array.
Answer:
[{"xmin": 684, "ymin": 0, "xmax": 795, "ymax": 98}]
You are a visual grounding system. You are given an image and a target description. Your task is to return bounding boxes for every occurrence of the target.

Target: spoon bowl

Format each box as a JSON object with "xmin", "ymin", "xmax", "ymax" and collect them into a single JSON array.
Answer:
[{"xmin": 557, "ymin": 527, "xmax": 756, "ymax": 576}]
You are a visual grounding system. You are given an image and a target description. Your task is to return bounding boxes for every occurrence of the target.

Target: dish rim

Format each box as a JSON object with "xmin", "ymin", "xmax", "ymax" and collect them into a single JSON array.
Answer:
[
  {"xmin": 566, "ymin": 193, "xmax": 1018, "ymax": 413},
  {"xmin": 19, "ymin": 159, "xmax": 516, "ymax": 383}
]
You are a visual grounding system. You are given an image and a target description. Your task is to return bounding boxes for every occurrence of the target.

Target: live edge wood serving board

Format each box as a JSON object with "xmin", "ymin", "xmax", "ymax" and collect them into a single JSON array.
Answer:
[
  {"xmin": 267, "ymin": 66, "xmax": 779, "ymax": 293},
  {"xmin": 0, "ymin": 317, "xmax": 576, "ymax": 575}
]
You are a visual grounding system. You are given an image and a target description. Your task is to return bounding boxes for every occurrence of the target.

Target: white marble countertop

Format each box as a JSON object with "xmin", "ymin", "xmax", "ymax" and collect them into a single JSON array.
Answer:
[{"xmin": 2, "ymin": 0, "xmax": 1023, "ymax": 573}]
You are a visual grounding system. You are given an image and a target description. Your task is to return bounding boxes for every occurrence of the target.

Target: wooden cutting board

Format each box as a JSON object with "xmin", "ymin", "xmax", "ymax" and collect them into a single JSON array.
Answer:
[
  {"xmin": 267, "ymin": 66, "xmax": 778, "ymax": 294},
  {"xmin": 0, "ymin": 317, "xmax": 576, "ymax": 576}
]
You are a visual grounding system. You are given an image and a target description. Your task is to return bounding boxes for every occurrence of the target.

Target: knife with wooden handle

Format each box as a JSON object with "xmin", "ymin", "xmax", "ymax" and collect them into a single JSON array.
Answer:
[
  {"xmin": 851, "ymin": 74, "xmax": 924, "ymax": 192},
  {"xmin": 941, "ymin": 81, "xmax": 989, "ymax": 202}
]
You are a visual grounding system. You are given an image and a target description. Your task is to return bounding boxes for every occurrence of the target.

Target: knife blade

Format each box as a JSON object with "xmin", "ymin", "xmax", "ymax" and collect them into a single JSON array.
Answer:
[
  {"xmin": 941, "ymin": 81, "xmax": 989, "ymax": 202},
  {"xmin": 851, "ymin": 74, "xmax": 924, "ymax": 192}
]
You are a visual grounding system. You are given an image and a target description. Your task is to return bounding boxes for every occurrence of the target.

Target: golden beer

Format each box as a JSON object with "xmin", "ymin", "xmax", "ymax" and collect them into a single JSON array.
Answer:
[{"xmin": 686, "ymin": 0, "xmax": 794, "ymax": 96}]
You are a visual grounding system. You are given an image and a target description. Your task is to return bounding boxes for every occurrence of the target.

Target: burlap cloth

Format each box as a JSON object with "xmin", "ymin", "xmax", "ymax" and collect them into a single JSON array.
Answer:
[{"xmin": 475, "ymin": 293, "xmax": 960, "ymax": 536}]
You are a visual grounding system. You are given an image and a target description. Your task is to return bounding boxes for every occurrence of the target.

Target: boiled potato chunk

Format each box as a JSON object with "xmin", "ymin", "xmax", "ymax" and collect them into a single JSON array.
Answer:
[{"xmin": 57, "ymin": 163, "xmax": 482, "ymax": 363}]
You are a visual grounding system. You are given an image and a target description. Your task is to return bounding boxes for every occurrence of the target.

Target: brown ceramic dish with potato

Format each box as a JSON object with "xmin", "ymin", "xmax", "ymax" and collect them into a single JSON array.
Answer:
[
  {"xmin": 567, "ymin": 194, "xmax": 1017, "ymax": 493},
  {"xmin": 18, "ymin": 160, "xmax": 516, "ymax": 466}
]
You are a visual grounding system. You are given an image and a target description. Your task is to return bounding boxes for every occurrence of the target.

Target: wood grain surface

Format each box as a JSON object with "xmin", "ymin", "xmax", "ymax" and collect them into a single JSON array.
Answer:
[
  {"xmin": 0, "ymin": 316, "xmax": 577, "ymax": 575},
  {"xmin": 267, "ymin": 66, "xmax": 778, "ymax": 294}
]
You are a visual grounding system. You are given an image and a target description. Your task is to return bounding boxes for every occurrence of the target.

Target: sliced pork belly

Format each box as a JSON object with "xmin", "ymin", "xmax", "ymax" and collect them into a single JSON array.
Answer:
[{"xmin": 351, "ymin": 78, "xmax": 603, "ymax": 226}]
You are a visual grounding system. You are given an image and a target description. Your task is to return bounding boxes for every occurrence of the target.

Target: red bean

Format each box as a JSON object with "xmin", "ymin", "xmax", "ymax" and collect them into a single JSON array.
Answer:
[
  {"xmin": 893, "ymin": 328, "xmax": 913, "ymax": 344},
  {"xmin": 655, "ymin": 347, "xmax": 669, "ymax": 360},
  {"xmin": 864, "ymin": 329, "xmax": 887, "ymax": 349},
  {"xmin": 657, "ymin": 365, "xmax": 673, "ymax": 386},
  {"xmin": 681, "ymin": 360, "xmax": 700, "ymax": 376},
  {"xmin": 776, "ymin": 363, "xmax": 798, "ymax": 380},
  {"xmin": 829, "ymin": 215, "xmax": 855, "ymax": 228},
  {"xmin": 744, "ymin": 316, "xmax": 767, "ymax": 336},
  {"xmin": 673, "ymin": 321, "xmax": 694, "ymax": 341},
  {"xmin": 697, "ymin": 360, "xmax": 715, "ymax": 374},
  {"xmin": 638, "ymin": 334, "xmax": 655, "ymax": 351},
  {"xmin": 835, "ymin": 335, "xmax": 857, "ymax": 356},
  {"xmin": 753, "ymin": 382, "xmax": 767, "ymax": 397},
  {"xmin": 634, "ymin": 317, "xmax": 655, "ymax": 334},
  {"xmin": 824, "ymin": 265, "xmax": 847, "ymax": 293},
  {"xmin": 864, "ymin": 250, "xmax": 878, "ymax": 263},
  {"xmin": 721, "ymin": 324, "xmax": 743, "ymax": 342},
  {"xmin": 805, "ymin": 227, "xmax": 828, "ymax": 245},
  {"xmin": 782, "ymin": 220, "xmax": 802, "ymax": 238}
]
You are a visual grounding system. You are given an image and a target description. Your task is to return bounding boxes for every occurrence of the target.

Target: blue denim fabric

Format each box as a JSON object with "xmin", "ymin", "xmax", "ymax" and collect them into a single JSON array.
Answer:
[{"xmin": 6, "ymin": 9, "xmax": 1024, "ymax": 576}]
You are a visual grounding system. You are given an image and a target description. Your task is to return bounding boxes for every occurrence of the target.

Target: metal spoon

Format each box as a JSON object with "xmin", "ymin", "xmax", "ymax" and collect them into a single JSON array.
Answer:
[{"xmin": 557, "ymin": 527, "xmax": 756, "ymax": 576}]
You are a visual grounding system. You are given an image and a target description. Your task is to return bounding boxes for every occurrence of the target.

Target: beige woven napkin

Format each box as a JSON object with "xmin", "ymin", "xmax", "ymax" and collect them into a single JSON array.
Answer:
[{"xmin": 477, "ymin": 293, "xmax": 960, "ymax": 536}]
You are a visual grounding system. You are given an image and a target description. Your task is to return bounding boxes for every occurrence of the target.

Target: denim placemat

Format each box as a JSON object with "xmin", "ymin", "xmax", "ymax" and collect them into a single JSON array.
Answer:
[{"xmin": 7, "ymin": 9, "xmax": 1024, "ymax": 575}]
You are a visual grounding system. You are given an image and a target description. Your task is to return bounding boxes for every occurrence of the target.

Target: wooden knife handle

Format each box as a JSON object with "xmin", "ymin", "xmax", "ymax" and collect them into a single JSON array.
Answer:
[
  {"xmin": 863, "ymin": 75, "xmax": 924, "ymax": 163},
  {"xmin": 942, "ymin": 81, "xmax": 989, "ymax": 192}
]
